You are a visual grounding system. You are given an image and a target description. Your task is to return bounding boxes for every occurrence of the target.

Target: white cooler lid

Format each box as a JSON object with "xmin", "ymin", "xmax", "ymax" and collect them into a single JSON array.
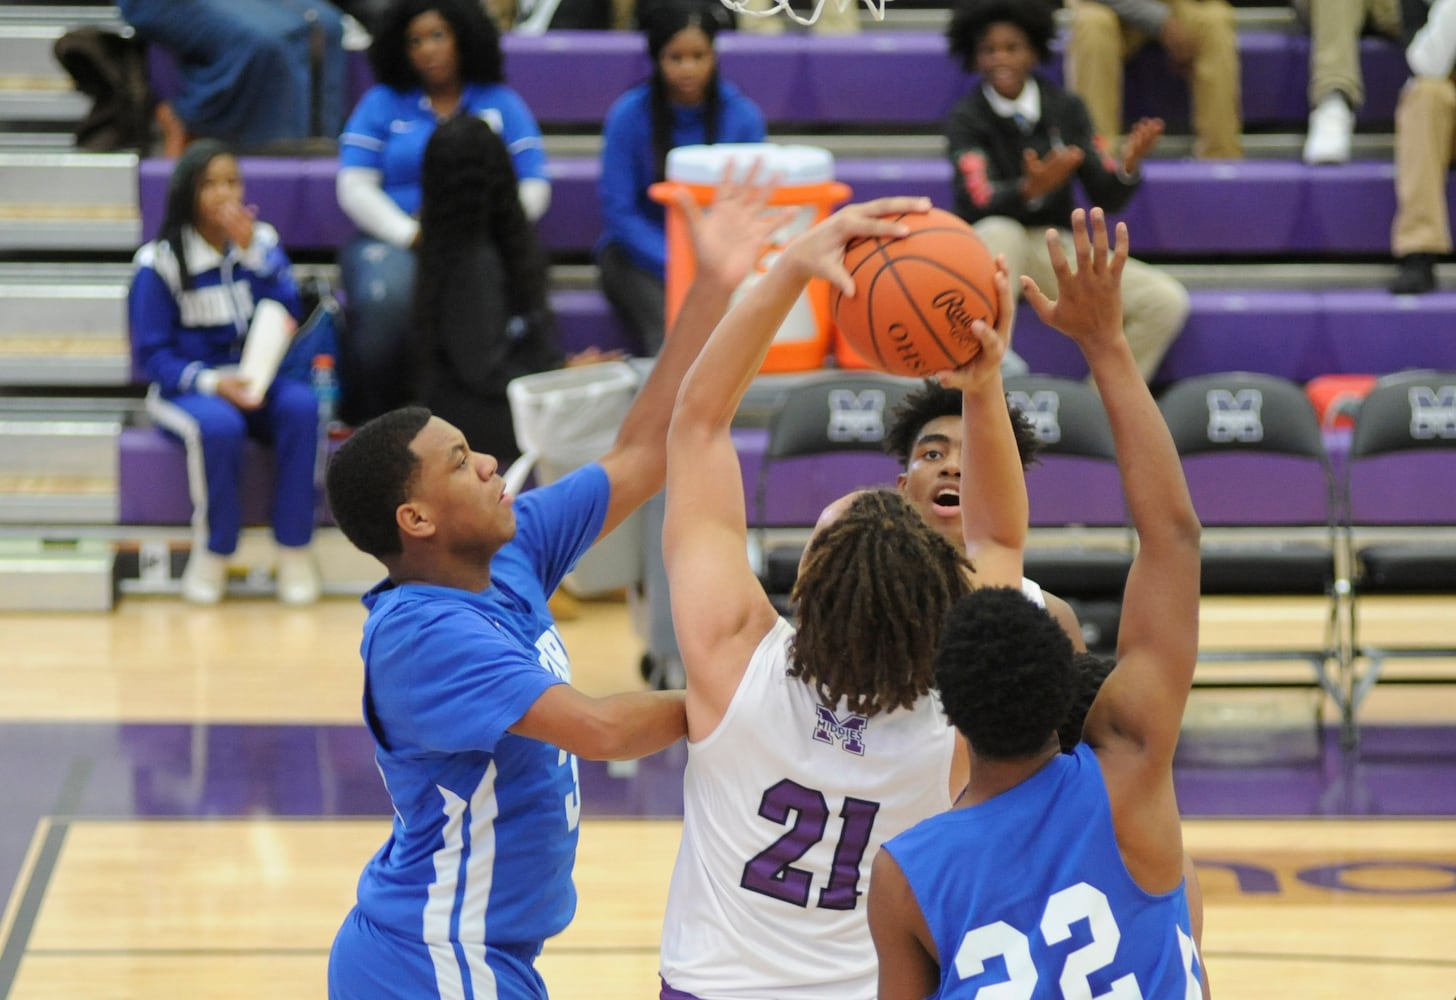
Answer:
[{"xmin": 665, "ymin": 143, "xmax": 835, "ymax": 185}]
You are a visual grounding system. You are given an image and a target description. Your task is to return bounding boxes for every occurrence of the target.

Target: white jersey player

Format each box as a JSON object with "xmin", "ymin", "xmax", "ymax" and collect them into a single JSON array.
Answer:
[{"xmin": 659, "ymin": 195, "xmax": 1029, "ymax": 999}]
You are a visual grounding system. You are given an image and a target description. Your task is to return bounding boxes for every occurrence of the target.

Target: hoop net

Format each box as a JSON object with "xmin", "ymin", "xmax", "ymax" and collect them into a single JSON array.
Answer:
[{"xmin": 718, "ymin": 0, "xmax": 888, "ymax": 27}]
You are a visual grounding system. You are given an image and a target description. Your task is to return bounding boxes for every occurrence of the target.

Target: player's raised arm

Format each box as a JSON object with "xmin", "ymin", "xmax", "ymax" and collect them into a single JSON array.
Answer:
[
  {"xmin": 592, "ymin": 166, "xmax": 788, "ymax": 540},
  {"xmin": 934, "ymin": 256, "xmax": 1027, "ymax": 589},
  {"xmin": 664, "ymin": 195, "xmax": 929, "ymax": 736},
  {"xmin": 1022, "ymin": 208, "xmax": 1201, "ymax": 890}
]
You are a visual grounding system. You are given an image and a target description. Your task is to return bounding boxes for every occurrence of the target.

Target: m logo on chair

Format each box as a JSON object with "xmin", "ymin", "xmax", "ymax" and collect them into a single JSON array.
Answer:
[
  {"xmin": 1408, "ymin": 386, "xmax": 1456, "ymax": 439},
  {"xmin": 1205, "ymin": 389, "xmax": 1264, "ymax": 443},
  {"xmin": 825, "ymin": 389, "xmax": 888, "ymax": 443},
  {"xmin": 1007, "ymin": 389, "xmax": 1063, "ymax": 445},
  {"xmin": 813, "ymin": 706, "xmax": 867, "ymax": 755}
]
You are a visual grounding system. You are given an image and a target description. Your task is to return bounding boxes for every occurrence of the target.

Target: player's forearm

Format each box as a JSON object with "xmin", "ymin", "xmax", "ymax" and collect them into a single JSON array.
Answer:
[
  {"xmin": 959, "ymin": 378, "xmax": 1029, "ymax": 569},
  {"xmin": 615, "ymin": 268, "xmax": 737, "ymax": 458},
  {"xmin": 580, "ymin": 690, "xmax": 688, "ymax": 761},
  {"xmin": 1083, "ymin": 337, "xmax": 1198, "ymax": 544},
  {"xmin": 674, "ymin": 260, "xmax": 805, "ymax": 431}
]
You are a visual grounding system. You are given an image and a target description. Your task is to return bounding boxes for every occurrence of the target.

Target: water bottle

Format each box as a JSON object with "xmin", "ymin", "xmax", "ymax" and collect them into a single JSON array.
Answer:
[{"xmin": 310, "ymin": 354, "xmax": 340, "ymax": 433}]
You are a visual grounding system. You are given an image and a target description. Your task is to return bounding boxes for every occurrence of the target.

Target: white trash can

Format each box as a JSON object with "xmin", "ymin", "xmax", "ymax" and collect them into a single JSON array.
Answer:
[{"xmin": 506, "ymin": 360, "xmax": 646, "ymax": 597}]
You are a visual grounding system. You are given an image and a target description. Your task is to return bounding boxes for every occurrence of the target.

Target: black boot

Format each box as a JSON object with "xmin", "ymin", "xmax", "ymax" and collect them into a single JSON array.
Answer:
[{"xmin": 1390, "ymin": 253, "xmax": 1437, "ymax": 295}]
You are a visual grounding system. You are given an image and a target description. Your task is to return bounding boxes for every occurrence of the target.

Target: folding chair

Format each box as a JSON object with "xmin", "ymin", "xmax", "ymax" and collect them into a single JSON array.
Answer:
[
  {"xmin": 1156, "ymin": 373, "xmax": 1352, "ymax": 741},
  {"xmin": 1005, "ymin": 374, "xmax": 1133, "ymax": 652},
  {"xmin": 751, "ymin": 372, "xmax": 916, "ymax": 613},
  {"xmin": 1343, "ymin": 370, "xmax": 1456, "ymax": 740}
]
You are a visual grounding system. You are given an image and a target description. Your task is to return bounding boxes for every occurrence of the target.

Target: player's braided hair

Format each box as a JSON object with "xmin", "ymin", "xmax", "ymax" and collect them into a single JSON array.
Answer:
[{"xmin": 788, "ymin": 489, "xmax": 972, "ymax": 717}]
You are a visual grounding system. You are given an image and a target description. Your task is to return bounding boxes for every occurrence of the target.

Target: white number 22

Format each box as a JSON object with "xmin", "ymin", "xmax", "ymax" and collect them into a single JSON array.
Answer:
[{"xmin": 952, "ymin": 881, "xmax": 1169, "ymax": 999}]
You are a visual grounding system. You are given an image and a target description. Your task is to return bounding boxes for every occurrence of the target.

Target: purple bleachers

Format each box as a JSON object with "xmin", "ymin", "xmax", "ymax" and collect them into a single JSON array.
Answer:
[
  {"xmin": 118, "ymin": 427, "xmax": 337, "ymax": 527},
  {"xmin": 138, "ymin": 155, "xmax": 1450, "ymax": 258},
  {"xmin": 147, "ymin": 31, "xmax": 1405, "ymax": 129}
]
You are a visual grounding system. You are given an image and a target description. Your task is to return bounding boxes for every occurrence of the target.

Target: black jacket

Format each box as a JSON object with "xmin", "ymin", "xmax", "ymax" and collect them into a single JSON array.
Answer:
[{"xmin": 945, "ymin": 74, "xmax": 1140, "ymax": 230}]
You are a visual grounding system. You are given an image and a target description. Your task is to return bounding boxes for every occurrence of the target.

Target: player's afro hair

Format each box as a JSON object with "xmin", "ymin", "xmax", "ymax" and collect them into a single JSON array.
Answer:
[{"xmin": 935, "ymin": 586, "xmax": 1075, "ymax": 759}]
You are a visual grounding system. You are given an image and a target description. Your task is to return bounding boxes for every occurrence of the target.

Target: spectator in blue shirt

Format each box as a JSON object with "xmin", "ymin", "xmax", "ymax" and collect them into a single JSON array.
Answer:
[
  {"xmin": 595, "ymin": 0, "xmax": 765, "ymax": 354},
  {"xmin": 336, "ymin": 0, "xmax": 550, "ymax": 424}
]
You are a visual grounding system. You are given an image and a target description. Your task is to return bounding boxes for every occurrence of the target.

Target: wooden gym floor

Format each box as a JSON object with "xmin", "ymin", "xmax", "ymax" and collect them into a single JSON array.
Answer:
[{"xmin": 1, "ymin": 591, "xmax": 1454, "ymax": 998}]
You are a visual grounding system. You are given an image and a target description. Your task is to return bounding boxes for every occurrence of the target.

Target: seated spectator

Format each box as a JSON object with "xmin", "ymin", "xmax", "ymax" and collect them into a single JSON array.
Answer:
[
  {"xmin": 118, "ymin": 0, "xmax": 346, "ymax": 157},
  {"xmin": 335, "ymin": 0, "xmax": 551, "ymax": 425},
  {"xmin": 1390, "ymin": 0, "xmax": 1456, "ymax": 294},
  {"xmin": 1065, "ymin": 0, "xmax": 1242, "ymax": 159},
  {"xmin": 945, "ymin": 0, "xmax": 1188, "ymax": 383},
  {"xmin": 595, "ymin": 0, "xmax": 766, "ymax": 355},
  {"xmin": 1294, "ymin": 0, "xmax": 1405, "ymax": 164},
  {"xmin": 129, "ymin": 141, "xmax": 322, "ymax": 606},
  {"xmin": 412, "ymin": 115, "xmax": 620, "ymax": 467}
]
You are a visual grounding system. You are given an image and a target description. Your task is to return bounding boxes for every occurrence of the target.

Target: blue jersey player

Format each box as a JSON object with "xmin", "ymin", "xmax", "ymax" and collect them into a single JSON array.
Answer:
[
  {"xmin": 322, "ymin": 171, "xmax": 790, "ymax": 1000},
  {"xmin": 867, "ymin": 208, "xmax": 1206, "ymax": 999}
]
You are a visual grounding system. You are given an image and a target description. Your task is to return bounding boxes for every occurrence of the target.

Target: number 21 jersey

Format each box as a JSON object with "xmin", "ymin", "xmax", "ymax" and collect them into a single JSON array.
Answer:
[{"xmin": 659, "ymin": 617, "xmax": 957, "ymax": 999}]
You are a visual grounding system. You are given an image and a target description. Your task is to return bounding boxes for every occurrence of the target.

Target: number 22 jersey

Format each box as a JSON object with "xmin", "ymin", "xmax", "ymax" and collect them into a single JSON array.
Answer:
[
  {"xmin": 659, "ymin": 617, "xmax": 957, "ymax": 1000},
  {"xmin": 884, "ymin": 743, "xmax": 1202, "ymax": 998}
]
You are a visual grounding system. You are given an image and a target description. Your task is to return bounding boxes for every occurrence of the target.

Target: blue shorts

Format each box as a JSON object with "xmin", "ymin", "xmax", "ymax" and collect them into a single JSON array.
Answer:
[
  {"xmin": 329, "ymin": 906, "xmax": 546, "ymax": 999},
  {"xmin": 659, "ymin": 978, "xmax": 704, "ymax": 1000}
]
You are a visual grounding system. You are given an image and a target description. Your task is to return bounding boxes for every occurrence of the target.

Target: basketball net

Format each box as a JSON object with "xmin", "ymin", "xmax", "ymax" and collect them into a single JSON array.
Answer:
[{"xmin": 717, "ymin": 0, "xmax": 888, "ymax": 27}]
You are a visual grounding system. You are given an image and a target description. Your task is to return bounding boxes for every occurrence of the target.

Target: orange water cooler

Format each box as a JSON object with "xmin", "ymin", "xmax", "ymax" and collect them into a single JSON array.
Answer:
[{"xmin": 649, "ymin": 143, "xmax": 850, "ymax": 373}]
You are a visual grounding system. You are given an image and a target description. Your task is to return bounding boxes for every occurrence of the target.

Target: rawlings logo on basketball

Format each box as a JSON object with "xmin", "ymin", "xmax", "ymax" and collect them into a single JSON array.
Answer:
[{"xmin": 931, "ymin": 289, "xmax": 980, "ymax": 346}]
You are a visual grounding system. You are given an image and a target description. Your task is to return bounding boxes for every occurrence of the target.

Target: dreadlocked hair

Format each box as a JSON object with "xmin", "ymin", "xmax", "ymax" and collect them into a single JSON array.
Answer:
[{"xmin": 788, "ymin": 489, "xmax": 972, "ymax": 717}]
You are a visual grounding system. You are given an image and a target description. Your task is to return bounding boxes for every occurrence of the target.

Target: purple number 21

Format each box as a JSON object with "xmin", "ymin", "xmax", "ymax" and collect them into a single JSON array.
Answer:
[{"xmin": 740, "ymin": 779, "xmax": 881, "ymax": 910}]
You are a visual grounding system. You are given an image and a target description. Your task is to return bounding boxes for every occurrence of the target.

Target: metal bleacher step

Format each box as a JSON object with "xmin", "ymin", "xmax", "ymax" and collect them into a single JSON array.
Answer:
[
  {"xmin": 547, "ymin": 260, "xmax": 1447, "ymax": 293},
  {"xmin": 0, "ymin": 149, "xmax": 141, "ymax": 250},
  {"xmin": 0, "ymin": 396, "xmax": 127, "ymax": 525},
  {"xmin": 0, "ymin": 5, "xmax": 123, "ymax": 124},
  {"xmin": 0, "ymin": 262, "xmax": 133, "ymax": 386},
  {"xmin": 0, "ymin": 537, "xmax": 115, "ymax": 611}
]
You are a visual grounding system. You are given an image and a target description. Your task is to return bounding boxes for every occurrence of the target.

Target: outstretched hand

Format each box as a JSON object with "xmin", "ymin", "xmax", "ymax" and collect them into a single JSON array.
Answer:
[
  {"xmin": 1022, "ymin": 208, "xmax": 1128, "ymax": 351},
  {"xmin": 933, "ymin": 254, "xmax": 1015, "ymax": 394},
  {"xmin": 676, "ymin": 159, "xmax": 796, "ymax": 290},
  {"xmin": 781, "ymin": 196, "xmax": 932, "ymax": 295}
]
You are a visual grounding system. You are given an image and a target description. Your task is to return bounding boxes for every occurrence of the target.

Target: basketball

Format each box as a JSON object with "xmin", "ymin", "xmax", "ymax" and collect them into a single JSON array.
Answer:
[{"xmin": 831, "ymin": 208, "xmax": 998, "ymax": 378}]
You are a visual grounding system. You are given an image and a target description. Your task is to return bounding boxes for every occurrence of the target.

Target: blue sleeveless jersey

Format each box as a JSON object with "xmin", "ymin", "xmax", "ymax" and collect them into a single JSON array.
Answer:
[
  {"xmin": 332, "ymin": 466, "xmax": 608, "ymax": 998},
  {"xmin": 884, "ymin": 744, "xmax": 1202, "ymax": 999}
]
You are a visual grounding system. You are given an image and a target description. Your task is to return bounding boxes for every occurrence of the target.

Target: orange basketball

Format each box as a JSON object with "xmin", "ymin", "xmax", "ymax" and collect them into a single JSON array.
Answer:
[{"xmin": 830, "ymin": 208, "xmax": 998, "ymax": 378}]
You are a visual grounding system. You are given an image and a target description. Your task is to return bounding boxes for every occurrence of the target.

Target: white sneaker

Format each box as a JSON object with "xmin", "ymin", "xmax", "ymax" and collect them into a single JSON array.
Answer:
[
  {"xmin": 276, "ymin": 546, "xmax": 322, "ymax": 606},
  {"xmin": 181, "ymin": 549, "xmax": 227, "ymax": 605},
  {"xmin": 1303, "ymin": 96, "xmax": 1354, "ymax": 165}
]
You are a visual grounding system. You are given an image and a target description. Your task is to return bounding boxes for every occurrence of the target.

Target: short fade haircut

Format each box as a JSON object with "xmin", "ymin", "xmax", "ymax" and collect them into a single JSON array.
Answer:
[
  {"xmin": 1058, "ymin": 651, "xmax": 1117, "ymax": 753},
  {"xmin": 884, "ymin": 379, "xmax": 1042, "ymax": 471},
  {"xmin": 326, "ymin": 407, "xmax": 433, "ymax": 560},
  {"xmin": 369, "ymin": 0, "xmax": 504, "ymax": 90},
  {"xmin": 945, "ymin": 0, "xmax": 1057, "ymax": 73},
  {"xmin": 935, "ymin": 587, "xmax": 1076, "ymax": 759}
]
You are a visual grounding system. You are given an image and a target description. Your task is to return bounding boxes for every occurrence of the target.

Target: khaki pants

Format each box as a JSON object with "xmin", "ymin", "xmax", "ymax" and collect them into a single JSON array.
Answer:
[
  {"xmin": 734, "ymin": 0, "xmax": 861, "ymax": 34},
  {"xmin": 1292, "ymin": 0, "xmax": 1403, "ymax": 108},
  {"xmin": 1393, "ymin": 77, "xmax": 1456, "ymax": 257},
  {"xmin": 1066, "ymin": 0, "xmax": 1242, "ymax": 159},
  {"xmin": 974, "ymin": 217, "xmax": 1191, "ymax": 382}
]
